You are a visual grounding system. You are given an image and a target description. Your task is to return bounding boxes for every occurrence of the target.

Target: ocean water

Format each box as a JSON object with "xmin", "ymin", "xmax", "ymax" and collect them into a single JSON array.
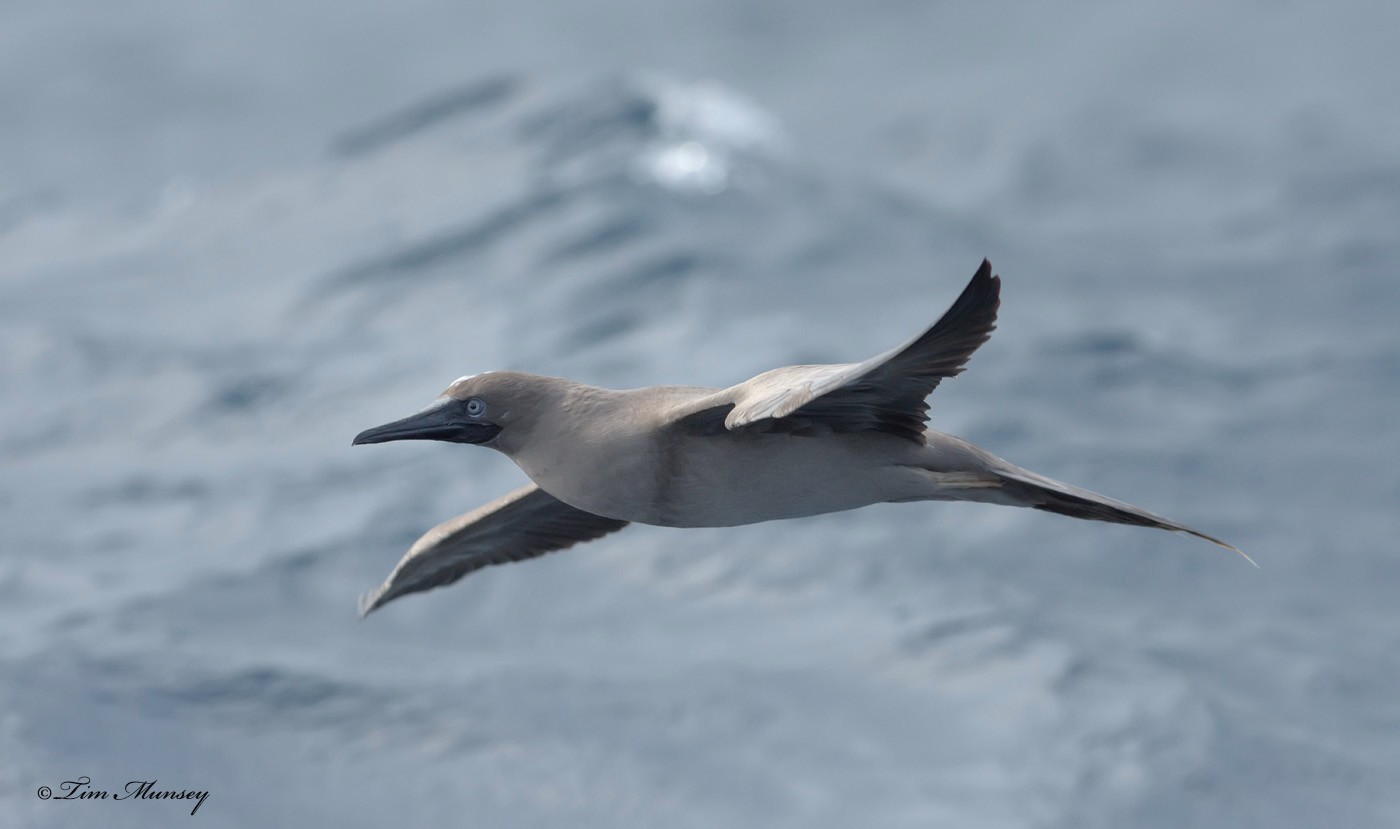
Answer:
[{"xmin": 3, "ymin": 2, "xmax": 1399, "ymax": 827}]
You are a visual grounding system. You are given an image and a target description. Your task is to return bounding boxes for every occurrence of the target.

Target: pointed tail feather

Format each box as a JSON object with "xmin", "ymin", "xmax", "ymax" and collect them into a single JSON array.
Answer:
[{"xmin": 995, "ymin": 468, "xmax": 1257, "ymax": 567}]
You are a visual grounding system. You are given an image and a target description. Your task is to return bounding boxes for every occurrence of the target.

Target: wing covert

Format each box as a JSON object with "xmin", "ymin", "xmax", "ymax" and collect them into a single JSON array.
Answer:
[{"xmin": 672, "ymin": 260, "xmax": 1001, "ymax": 442}]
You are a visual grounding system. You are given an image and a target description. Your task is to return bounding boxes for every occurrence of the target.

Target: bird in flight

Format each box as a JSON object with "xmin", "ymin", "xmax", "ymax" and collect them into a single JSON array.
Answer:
[{"xmin": 352, "ymin": 260, "xmax": 1250, "ymax": 615}]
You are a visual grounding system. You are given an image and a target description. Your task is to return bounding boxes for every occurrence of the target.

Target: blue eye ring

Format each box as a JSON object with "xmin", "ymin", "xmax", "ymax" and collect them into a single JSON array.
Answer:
[{"xmin": 465, "ymin": 398, "xmax": 486, "ymax": 418}]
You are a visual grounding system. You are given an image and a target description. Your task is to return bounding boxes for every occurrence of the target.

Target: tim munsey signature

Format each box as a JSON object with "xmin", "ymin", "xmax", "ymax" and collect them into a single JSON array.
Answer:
[{"xmin": 37, "ymin": 776, "xmax": 208, "ymax": 815}]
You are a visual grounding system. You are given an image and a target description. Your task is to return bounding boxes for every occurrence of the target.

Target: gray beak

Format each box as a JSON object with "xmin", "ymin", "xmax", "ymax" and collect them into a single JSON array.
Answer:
[{"xmin": 352, "ymin": 399, "xmax": 502, "ymax": 446}]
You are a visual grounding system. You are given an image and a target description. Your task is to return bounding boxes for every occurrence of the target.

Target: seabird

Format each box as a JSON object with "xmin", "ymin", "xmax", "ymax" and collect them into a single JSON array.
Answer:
[{"xmin": 353, "ymin": 260, "xmax": 1250, "ymax": 615}]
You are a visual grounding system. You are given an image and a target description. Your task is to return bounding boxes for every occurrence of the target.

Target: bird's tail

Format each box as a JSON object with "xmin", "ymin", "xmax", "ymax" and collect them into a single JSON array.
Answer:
[{"xmin": 991, "ymin": 465, "xmax": 1256, "ymax": 566}]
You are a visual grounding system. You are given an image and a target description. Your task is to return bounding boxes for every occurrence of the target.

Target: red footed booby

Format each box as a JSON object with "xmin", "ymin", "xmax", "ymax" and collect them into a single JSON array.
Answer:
[{"xmin": 353, "ymin": 260, "xmax": 1251, "ymax": 615}]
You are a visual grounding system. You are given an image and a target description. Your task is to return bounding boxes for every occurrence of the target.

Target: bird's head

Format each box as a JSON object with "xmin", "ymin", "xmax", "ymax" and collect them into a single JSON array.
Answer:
[{"xmin": 351, "ymin": 371, "xmax": 563, "ymax": 451}]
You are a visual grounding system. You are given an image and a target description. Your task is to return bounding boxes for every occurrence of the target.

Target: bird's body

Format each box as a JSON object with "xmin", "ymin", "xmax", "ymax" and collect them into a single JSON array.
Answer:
[
  {"xmin": 509, "ymin": 382, "xmax": 1019, "ymax": 527},
  {"xmin": 352, "ymin": 261, "xmax": 1248, "ymax": 615}
]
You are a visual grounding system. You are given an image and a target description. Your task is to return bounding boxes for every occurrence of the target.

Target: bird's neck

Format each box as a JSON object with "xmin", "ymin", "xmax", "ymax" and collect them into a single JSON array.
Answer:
[
  {"xmin": 494, "ymin": 384, "xmax": 658, "ymax": 517},
  {"xmin": 492, "ymin": 381, "xmax": 618, "ymax": 460}
]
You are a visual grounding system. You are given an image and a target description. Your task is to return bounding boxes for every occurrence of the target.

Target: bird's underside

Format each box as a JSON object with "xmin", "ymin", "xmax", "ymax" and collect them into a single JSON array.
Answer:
[{"xmin": 356, "ymin": 260, "xmax": 1249, "ymax": 616}]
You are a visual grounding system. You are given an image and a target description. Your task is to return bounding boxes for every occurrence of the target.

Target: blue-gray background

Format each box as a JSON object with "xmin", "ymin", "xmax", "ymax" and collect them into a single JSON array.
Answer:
[{"xmin": 3, "ymin": 2, "xmax": 1398, "ymax": 827}]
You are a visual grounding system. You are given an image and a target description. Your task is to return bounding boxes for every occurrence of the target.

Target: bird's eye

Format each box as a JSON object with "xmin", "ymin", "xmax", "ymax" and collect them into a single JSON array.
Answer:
[{"xmin": 465, "ymin": 398, "xmax": 486, "ymax": 417}]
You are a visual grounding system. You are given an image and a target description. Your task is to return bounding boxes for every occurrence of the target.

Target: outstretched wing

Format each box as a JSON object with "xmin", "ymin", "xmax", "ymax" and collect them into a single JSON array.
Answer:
[
  {"xmin": 674, "ymin": 260, "xmax": 1001, "ymax": 442},
  {"xmin": 359, "ymin": 484, "xmax": 630, "ymax": 615}
]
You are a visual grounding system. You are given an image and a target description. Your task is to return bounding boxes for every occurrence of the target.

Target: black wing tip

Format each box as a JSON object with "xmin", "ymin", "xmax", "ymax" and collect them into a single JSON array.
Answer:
[
  {"xmin": 940, "ymin": 257, "xmax": 1001, "ymax": 330},
  {"xmin": 357, "ymin": 588, "xmax": 388, "ymax": 618},
  {"xmin": 972, "ymin": 257, "xmax": 1001, "ymax": 295}
]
